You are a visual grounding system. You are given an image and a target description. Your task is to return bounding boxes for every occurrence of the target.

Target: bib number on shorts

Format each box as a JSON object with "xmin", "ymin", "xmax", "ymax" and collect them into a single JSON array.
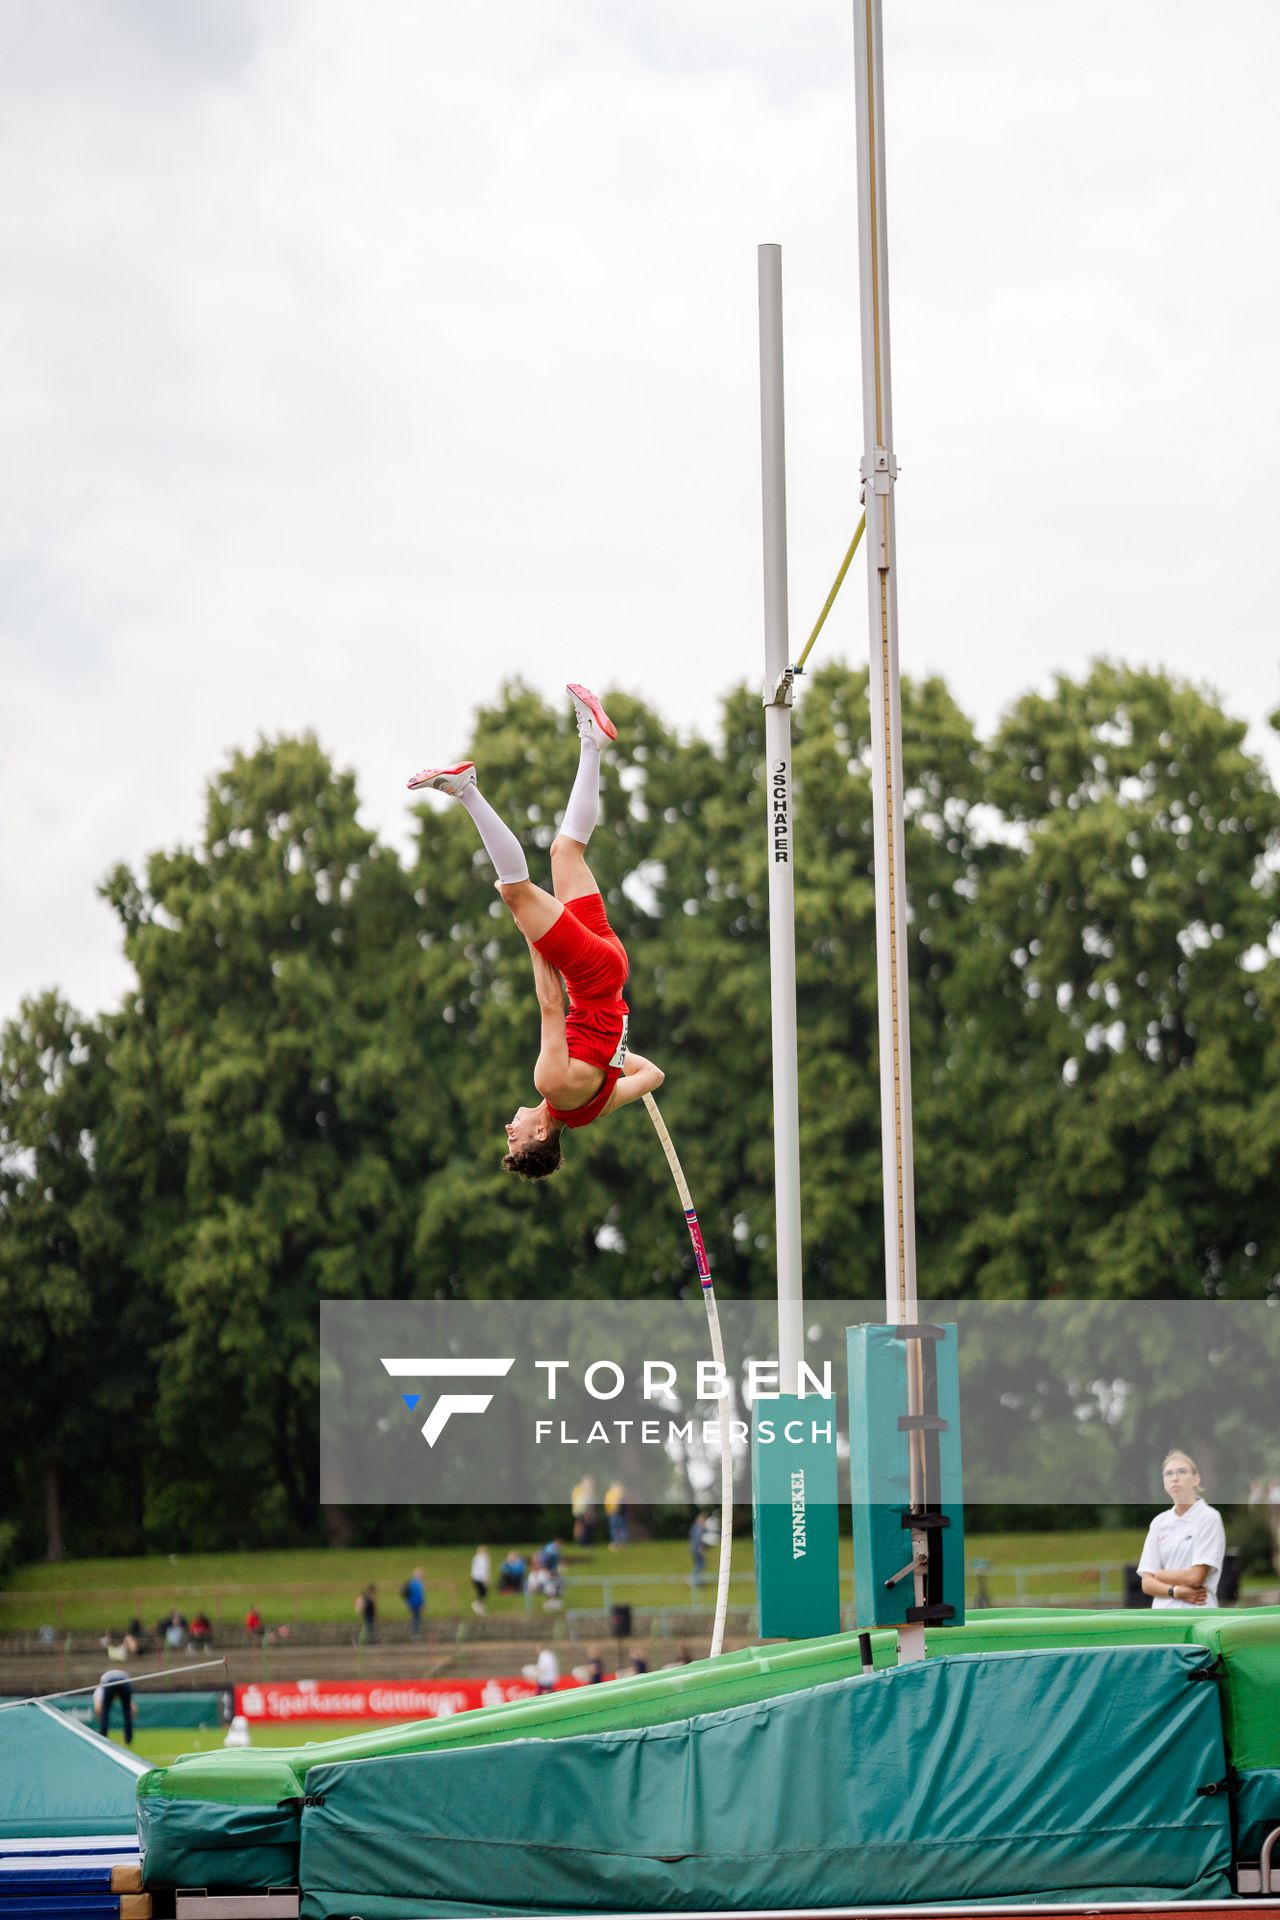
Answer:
[{"xmin": 608, "ymin": 1017, "xmax": 629, "ymax": 1072}]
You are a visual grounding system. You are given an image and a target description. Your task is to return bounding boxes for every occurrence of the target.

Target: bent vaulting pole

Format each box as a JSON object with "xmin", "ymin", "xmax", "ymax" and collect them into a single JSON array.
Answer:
[
  {"xmin": 644, "ymin": 1093, "xmax": 733, "ymax": 1659},
  {"xmin": 758, "ymin": 242, "xmax": 804, "ymax": 1399},
  {"xmin": 853, "ymin": 0, "xmax": 927, "ymax": 1657}
]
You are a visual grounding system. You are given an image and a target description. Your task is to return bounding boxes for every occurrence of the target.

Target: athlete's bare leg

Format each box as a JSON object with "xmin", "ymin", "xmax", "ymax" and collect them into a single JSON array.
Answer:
[
  {"xmin": 497, "ymin": 878, "xmax": 564, "ymax": 944},
  {"xmin": 550, "ymin": 834, "xmax": 601, "ymax": 906}
]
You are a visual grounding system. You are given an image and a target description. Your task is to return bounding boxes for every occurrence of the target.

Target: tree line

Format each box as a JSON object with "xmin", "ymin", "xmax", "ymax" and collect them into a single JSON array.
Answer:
[{"xmin": 2, "ymin": 663, "xmax": 1278, "ymax": 1562}]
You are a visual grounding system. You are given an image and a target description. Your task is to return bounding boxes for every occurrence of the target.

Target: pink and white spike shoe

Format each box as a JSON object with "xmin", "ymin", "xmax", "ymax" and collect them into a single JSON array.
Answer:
[
  {"xmin": 566, "ymin": 683, "xmax": 618, "ymax": 746},
  {"xmin": 406, "ymin": 760, "xmax": 477, "ymax": 795}
]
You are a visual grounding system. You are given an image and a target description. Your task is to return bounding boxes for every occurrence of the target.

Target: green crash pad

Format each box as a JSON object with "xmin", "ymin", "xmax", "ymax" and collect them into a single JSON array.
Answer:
[
  {"xmin": 138, "ymin": 1633, "xmax": 878, "ymax": 1887},
  {"xmin": 907, "ymin": 1607, "xmax": 1280, "ymax": 1771},
  {"xmin": 138, "ymin": 1605, "xmax": 1280, "ymax": 1891},
  {"xmin": 0, "ymin": 1701, "xmax": 151, "ymax": 1841},
  {"xmin": 299, "ymin": 1644, "xmax": 1233, "ymax": 1918}
]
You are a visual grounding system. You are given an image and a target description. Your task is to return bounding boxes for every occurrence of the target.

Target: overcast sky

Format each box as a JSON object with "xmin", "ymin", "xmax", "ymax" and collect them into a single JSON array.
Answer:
[{"xmin": 3, "ymin": 0, "xmax": 1277, "ymax": 1028}]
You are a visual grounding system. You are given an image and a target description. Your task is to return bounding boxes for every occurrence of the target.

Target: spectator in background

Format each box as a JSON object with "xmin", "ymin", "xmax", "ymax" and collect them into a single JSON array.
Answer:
[
  {"xmin": 605, "ymin": 1479, "xmax": 628, "ymax": 1550},
  {"xmin": 164, "ymin": 1609, "xmax": 189, "ymax": 1650},
  {"xmin": 626, "ymin": 1646, "xmax": 649, "ymax": 1675},
  {"xmin": 123, "ymin": 1618, "xmax": 145, "ymax": 1658},
  {"xmin": 401, "ymin": 1568, "xmax": 425, "ymax": 1638},
  {"xmin": 689, "ymin": 1512, "xmax": 707, "ymax": 1588},
  {"xmin": 571, "ymin": 1474, "xmax": 598, "ymax": 1546},
  {"xmin": 470, "ymin": 1546, "xmax": 491, "ymax": 1615},
  {"xmin": 1137, "ymin": 1449, "xmax": 1225, "ymax": 1608},
  {"xmin": 355, "ymin": 1583, "xmax": 379, "ymax": 1644},
  {"xmin": 527, "ymin": 1551, "xmax": 550, "ymax": 1596},
  {"xmin": 189, "ymin": 1611, "xmax": 213, "ymax": 1649},
  {"xmin": 528, "ymin": 1552, "xmax": 564, "ymax": 1611},
  {"xmin": 541, "ymin": 1537, "xmax": 563, "ymax": 1577},
  {"xmin": 534, "ymin": 1646, "xmax": 560, "ymax": 1694},
  {"xmin": 499, "ymin": 1551, "xmax": 527, "ymax": 1595},
  {"xmin": 245, "ymin": 1604, "xmax": 265, "ymax": 1642},
  {"xmin": 95, "ymin": 1668, "xmax": 134, "ymax": 1744}
]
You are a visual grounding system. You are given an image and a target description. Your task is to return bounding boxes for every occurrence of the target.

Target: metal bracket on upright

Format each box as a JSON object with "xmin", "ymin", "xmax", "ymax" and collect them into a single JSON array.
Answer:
[
  {"xmin": 762, "ymin": 668, "xmax": 796, "ymax": 709},
  {"xmin": 860, "ymin": 444, "xmax": 898, "ymax": 495},
  {"xmin": 883, "ymin": 1552, "xmax": 927, "ymax": 1591}
]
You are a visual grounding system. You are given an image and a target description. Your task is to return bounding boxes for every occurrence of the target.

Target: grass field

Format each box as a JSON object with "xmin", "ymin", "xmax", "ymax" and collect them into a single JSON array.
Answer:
[
  {"xmin": 0, "ymin": 1530, "xmax": 1158, "ymax": 1632},
  {"xmin": 116, "ymin": 1720, "xmax": 412, "ymax": 1766}
]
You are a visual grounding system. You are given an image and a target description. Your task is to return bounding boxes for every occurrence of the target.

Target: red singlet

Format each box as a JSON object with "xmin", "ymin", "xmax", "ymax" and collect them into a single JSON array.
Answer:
[{"xmin": 534, "ymin": 894, "xmax": 629, "ymax": 1130}]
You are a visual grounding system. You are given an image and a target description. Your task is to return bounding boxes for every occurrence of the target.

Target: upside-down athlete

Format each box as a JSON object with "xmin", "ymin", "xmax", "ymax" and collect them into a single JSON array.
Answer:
[{"xmin": 408, "ymin": 685, "xmax": 664, "ymax": 1179}]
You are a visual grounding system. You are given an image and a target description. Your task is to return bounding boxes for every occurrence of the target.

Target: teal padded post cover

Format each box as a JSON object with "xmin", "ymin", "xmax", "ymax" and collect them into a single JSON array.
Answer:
[
  {"xmin": 751, "ymin": 1391, "xmax": 841, "ymax": 1639},
  {"xmin": 848, "ymin": 1319, "xmax": 964, "ymax": 1629},
  {"xmin": 298, "ymin": 1644, "xmax": 1232, "ymax": 1919}
]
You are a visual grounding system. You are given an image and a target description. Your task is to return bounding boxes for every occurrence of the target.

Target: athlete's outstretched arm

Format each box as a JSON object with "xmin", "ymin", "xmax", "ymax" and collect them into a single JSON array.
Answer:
[
  {"xmin": 528, "ymin": 943, "xmax": 570, "ymax": 1088},
  {"xmin": 602, "ymin": 1050, "xmax": 664, "ymax": 1115}
]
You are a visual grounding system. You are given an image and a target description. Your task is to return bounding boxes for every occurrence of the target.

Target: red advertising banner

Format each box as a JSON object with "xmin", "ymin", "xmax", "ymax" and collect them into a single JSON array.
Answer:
[{"xmin": 234, "ymin": 1676, "xmax": 587, "ymax": 1722}]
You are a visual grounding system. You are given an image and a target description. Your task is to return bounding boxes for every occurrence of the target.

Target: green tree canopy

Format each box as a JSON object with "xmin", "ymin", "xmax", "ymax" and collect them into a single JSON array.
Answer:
[{"xmin": 1, "ymin": 666, "xmax": 1275, "ymax": 1556}]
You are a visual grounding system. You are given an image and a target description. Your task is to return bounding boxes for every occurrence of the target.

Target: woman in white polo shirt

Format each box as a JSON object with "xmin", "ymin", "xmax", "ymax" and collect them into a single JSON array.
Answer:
[{"xmin": 1137, "ymin": 1449, "xmax": 1226, "ymax": 1608}]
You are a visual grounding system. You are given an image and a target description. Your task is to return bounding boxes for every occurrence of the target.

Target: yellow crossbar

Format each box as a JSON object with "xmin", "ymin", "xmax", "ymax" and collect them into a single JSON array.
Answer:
[{"xmin": 795, "ymin": 512, "xmax": 866, "ymax": 673}]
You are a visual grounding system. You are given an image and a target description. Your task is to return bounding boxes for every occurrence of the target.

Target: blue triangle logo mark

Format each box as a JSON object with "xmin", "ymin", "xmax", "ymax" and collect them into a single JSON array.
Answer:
[{"xmin": 401, "ymin": 1393, "xmax": 421, "ymax": 1411}]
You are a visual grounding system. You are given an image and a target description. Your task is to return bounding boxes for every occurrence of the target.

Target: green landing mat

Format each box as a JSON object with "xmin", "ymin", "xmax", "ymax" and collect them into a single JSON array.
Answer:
[
  {"xmin": 138, "ymin": 1634, "xmax": 875, "ymax": 1886},
  {"xmin": 299, "ymin": 1644, "xmax": 1232, "ymax": 1918},
  {"xmin": 138, "ymin": 1605, "xmax": 1280, "ymax": 1891},
  {"xmin": 0, "ymin": 1702, "xmax": 150, "ymax": 1841}
]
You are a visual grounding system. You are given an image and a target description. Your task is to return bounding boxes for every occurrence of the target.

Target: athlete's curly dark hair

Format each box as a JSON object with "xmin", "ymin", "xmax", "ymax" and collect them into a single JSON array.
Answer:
[{"xmin": 502, "ymin": 1132, "xmax": 564, "ymax": 1181}]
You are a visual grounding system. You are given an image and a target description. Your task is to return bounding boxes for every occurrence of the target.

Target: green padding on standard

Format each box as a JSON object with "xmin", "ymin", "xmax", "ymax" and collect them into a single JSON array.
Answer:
[
  {"xmin": 299, "ymin": 1645, "xmax": 1232, "ymax": 1918},
  {"xmin": 848, "ymin": 1321, "xmax": 964, "ymax": 1630},
  {"xmin": 1233, "ymin": 1768, "xmax": 1280, "ymax": 1861},
  {"xmin": 138, "ymin": 1606, "xmax": 1280, "ymax": 1890}
]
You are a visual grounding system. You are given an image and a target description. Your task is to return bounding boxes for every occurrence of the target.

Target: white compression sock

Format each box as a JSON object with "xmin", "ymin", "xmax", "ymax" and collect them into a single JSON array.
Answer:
[
  {"xmin": 559, "ymin": 737, "xmax": 601, "ymax": 846},
  {"xmin": 458, "ymin": 784, "xmax": 529, "ymax": 884}
]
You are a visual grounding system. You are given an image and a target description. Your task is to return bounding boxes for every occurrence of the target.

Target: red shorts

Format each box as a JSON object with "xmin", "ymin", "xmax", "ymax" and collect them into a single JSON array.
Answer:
[{"xmin": 535, "ymin": 893, "xmax": 629, "ymax": 1005}]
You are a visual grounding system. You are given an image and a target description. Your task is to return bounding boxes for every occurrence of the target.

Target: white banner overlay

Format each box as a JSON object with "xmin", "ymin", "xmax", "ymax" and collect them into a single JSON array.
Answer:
[{"xmin": 320, "ymin": 1299, "xmax": 1279, "ymax": 1506}]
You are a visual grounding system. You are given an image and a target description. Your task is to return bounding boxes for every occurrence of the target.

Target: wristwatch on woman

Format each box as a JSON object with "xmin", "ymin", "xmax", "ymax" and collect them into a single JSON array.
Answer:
[{"xmin": 1169, "ymin": 1584, "xmax": 1176, "ymax": 1598}]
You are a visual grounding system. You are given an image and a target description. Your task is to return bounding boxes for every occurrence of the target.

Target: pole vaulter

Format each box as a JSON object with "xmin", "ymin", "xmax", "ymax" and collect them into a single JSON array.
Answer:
[
  {"xmin": 410, "ymin": 691, "xmax": 734, "ymax": 1657},
  {"xmin": 408, "ymin": 685, "xmax": 664, "ymax": 1177}
]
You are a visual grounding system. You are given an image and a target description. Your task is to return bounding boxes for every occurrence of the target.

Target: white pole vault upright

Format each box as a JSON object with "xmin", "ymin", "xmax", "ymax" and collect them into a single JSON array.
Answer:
[
  {"xmin": 758, "ymin": 242, "xmax": 804, "ymax": 1399},
  {"xmin": 853, "ymin": 0, "xmax": 918, "ymax": 1338},
  {"xmin": 852, "ymin": 0, "xmax": 930, "ymax": 1661},
  {"xmin": 752, "ymin": 243, "xmax": 841, "ymax": 1642}
]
